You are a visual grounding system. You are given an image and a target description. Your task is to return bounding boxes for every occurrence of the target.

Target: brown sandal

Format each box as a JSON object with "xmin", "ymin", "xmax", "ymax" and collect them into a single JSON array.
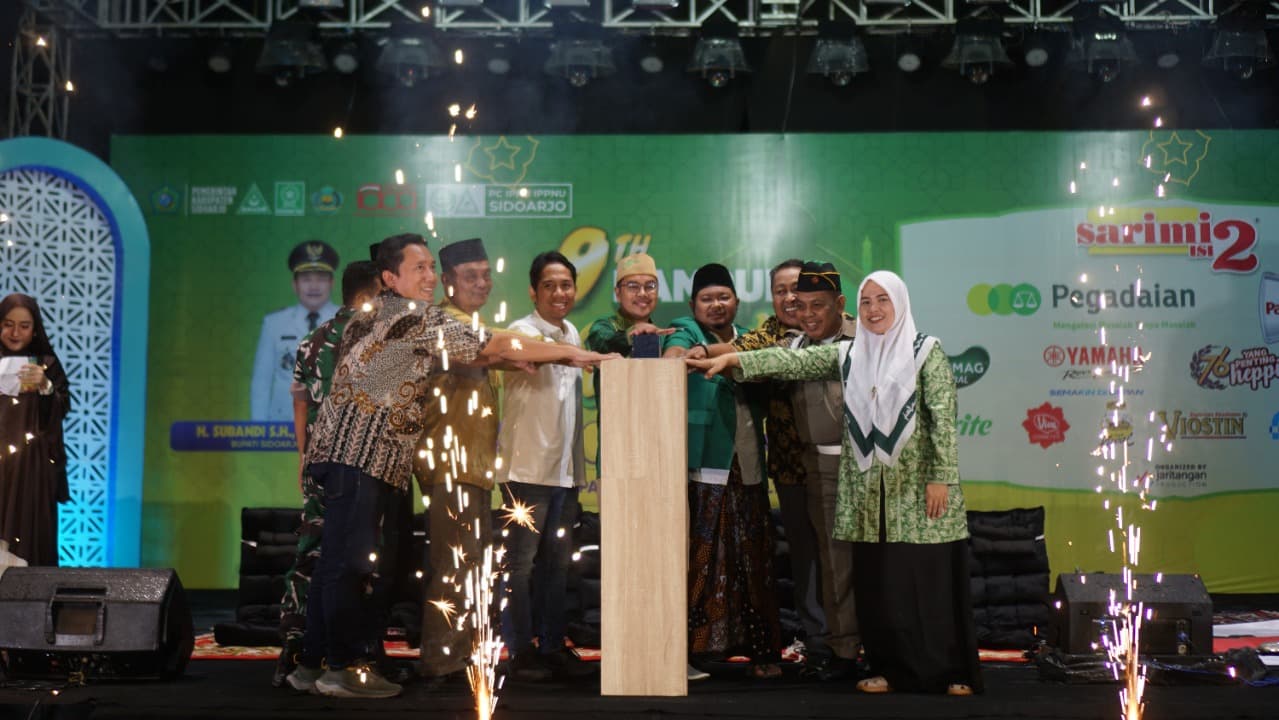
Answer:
[{"xmin": 856, "ymin": 676, "xmax": 892, "ymax": 693}]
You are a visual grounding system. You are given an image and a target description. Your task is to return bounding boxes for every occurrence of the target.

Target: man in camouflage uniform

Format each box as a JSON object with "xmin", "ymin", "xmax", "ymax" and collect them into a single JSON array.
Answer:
[{"xmin": 272, "ymin": 259, "xmax": 382, "ymax": 687}]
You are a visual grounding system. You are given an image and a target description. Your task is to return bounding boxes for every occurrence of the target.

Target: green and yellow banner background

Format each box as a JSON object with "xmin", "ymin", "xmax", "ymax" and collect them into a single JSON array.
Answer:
[{"xmin": 112, "ymin": 132, "xmax": 1279, "ymax": 591}]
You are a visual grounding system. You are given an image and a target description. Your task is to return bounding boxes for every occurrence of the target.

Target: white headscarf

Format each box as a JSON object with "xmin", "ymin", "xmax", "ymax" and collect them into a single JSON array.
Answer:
[{"xmin": 840, "ymin": 270, "xmax": 937, "ymax": 471}]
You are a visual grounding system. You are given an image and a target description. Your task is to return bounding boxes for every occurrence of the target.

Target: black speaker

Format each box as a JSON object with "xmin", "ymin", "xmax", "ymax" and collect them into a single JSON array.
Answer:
[
  {"xmin": 1051, "ymin": 573, "xmax": 1212, "ymax": 656},
  {"xmin": 0, "ymin": 567, "xmax": 194, "ymax": 681}
]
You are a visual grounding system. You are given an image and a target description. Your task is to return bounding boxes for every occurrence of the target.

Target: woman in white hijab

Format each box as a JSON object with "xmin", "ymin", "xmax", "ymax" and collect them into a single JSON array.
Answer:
[{"xmin": 687, "ymin": 270, "xmax": 981, "ymax": 696}]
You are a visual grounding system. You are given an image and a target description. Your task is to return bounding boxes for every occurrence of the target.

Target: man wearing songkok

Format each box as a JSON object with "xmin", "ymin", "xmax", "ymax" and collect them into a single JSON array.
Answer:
[
  {"xmin": 664, "ymin": 263, "xmax": 782, "ymax": 680},
  {"xmin": 786, "ymin": 261, "xmax": 861, "ymax": 681},
  {"xmin": 416, "ymin": 237, "xmax": 501, "ymax": 681}
]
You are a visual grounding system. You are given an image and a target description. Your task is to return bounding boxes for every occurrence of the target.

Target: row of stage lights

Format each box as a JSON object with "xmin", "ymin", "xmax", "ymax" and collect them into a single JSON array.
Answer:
[{"xmin": 222, "ymin": 11, "xmax": 1274, "ymax": 89}]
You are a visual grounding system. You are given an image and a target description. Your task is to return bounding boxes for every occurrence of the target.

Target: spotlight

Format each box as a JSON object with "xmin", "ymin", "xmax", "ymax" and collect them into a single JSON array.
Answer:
[
  {"xmin": 1203, "ymin": 12, "xmax": 1273, "ymax": 80},
  {"xmin": 376, "ymin": 26, "xmax": 444, "ymax": 87},
  {"xmin": 256, "ymin": 20, "xmax": 327, "ymax": 87},
  {"xmin": 1023, "ymin": 32, "xmax": 1051, "ymax": 68},
  {"xmin": 942, "ymin": 19, "xmax": 1012, "ymax": 84},
  {"xmin": 806, "ymin": 21, "xmax": 868, "ymax": 87},
  {"xmin": 1065, "ymin": 16, "xmax": 1138, "ymax": 83},
  {"xmin": 332, "ymin": 41, "xmax": 360, "ymax": 74},
  {"xmin": 545, "ymin": 39, "xmax": 616, "ymax": 87},
  {"xmin": 207, "ymin": 44, "xmax": 232, "ymax": 73},
  {"xmin": 638, "ymin": 40, "xmax": 665, "ymax": 73},
  {"xmin": 688, "ymin": 37, "xmax": 750, "ymax": 87},
  {"xmin": 894, "ymin": 36, "xmax": 923, "ymax": 73}
]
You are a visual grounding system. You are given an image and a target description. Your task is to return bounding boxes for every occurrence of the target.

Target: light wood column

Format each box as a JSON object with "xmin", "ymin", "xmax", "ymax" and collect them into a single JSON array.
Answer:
[{"xmin": 599, "ymin": 358, "xmax": 688, "ymax": 696}]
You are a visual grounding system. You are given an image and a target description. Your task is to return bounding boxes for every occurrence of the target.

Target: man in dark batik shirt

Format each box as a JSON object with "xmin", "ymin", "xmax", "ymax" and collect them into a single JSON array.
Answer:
[
  {"xmin": 273, "ymin": 259, "xmax": 381, "ymax": 688},
  {"xmin": 687, "ymin": 258, "xmax": 839, "ymax": 675}
]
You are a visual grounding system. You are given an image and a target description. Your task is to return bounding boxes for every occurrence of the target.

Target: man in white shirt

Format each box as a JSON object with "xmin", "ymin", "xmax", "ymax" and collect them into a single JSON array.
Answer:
[{"xmin": 498, "ymin": 250, "xmax": 592, "ymax": 681}]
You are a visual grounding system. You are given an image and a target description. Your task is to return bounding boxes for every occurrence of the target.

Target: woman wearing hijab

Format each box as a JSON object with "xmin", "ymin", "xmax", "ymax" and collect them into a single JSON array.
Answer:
[
  {"xmin": 0, "ymin": 293, "xmax": 72, "ymax": 566},
  {"xmin": 686, "ymin": 270, "xmax": 981, "ymax": 696}
]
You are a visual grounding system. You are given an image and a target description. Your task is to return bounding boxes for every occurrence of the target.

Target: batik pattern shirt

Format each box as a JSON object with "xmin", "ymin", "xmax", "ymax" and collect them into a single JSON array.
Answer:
[
  {"xmin": 307, "ymin": 292, "xmax": 489, "ymax": 492},
  {"xmin": 732, "ymin": 315, "xmax": 806, "ymax": 487},
  {"xmin": 738, "ymin": 341, "xmax": 968, "ymax": 545},
  {"xmin": 417, "ymin": 299, "xmax": 500, "ymax": 490}
]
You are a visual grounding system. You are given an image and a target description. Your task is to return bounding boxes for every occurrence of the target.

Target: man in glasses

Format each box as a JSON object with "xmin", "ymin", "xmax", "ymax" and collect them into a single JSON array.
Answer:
[{"xmin": 584, "ymin": 252, "xmax": 672, "ymax": 414}]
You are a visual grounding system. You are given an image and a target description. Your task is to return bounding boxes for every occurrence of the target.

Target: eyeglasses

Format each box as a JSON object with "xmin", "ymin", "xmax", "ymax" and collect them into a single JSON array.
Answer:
[{"xmin": 620, "ymin": 281, "xmax": 658, "ymax": 295}]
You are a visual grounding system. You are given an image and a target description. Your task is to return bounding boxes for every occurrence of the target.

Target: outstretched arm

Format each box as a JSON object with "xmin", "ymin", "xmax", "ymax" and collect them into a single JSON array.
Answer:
[{"xmin": 685, "ymin": 352, "xmax": 741, "ymax": 378}]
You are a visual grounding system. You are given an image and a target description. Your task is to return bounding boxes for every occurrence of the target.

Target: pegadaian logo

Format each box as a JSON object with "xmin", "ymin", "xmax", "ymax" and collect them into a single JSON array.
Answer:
[{"xmin": 967, "ymin": 283, "xmax": 1040, "ymax": 317}]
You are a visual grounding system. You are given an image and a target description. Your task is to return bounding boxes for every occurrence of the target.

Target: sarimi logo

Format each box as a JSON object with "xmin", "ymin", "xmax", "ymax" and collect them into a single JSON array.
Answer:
[
  {"xmin": 1075, "ymin": 206, "xmax": 1259, "ymax": 275},
  {"xmin": 967, "ymin": 283, "xmax": 1040, "ymax": 317},
  {"xmin": 948, "ymin": 346, "xmax": 989, "ymax": 388},
  {"xmin": 1189, "ymin": 344, "xmax": 1279, "ymax": 391}
]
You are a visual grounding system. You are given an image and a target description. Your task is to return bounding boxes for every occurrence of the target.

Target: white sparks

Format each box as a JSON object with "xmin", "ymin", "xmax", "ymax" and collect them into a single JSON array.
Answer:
[{"xmin": 333, "ymin": 127, "xmax": 344, "ymax": 139}]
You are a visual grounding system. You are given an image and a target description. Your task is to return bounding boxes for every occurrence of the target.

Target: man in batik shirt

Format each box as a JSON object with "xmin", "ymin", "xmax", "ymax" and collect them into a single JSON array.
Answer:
[
  {"xmin": 686, "ymin": 258, "xmax": 833, "ymax": 673},
  {"xmin": 274, "ymin": 259, "xmax": 381, "ymax": 687}
]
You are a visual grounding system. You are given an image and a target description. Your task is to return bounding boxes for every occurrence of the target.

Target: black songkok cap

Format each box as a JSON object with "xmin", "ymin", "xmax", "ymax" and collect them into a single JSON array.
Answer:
[
  {"xmin": 288, "ymin": 240, "xmax": 339, "ymax": 274},
  {"xmin": 797, "ymin": 261, "xmax": 841, "ymax": 292},
  {"xmin": 438, "ymin": 238, "xmax": 488, "ymax": 273},
  {"xmin": 691, "ymin": 263, "xmax": 735, "ymax": 297}
]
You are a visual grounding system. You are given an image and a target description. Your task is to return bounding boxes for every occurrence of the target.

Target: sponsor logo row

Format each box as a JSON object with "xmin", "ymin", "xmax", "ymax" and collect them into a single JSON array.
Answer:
[{"xmin": 150, "ymin": 181, "xmax": 574, "ymax": 220}]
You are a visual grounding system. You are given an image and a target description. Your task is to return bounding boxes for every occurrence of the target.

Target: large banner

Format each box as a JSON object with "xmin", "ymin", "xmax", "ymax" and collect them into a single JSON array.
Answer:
[{"xmin": 112, "ymin": 132, "xmax": 1279, "ymax": 591}]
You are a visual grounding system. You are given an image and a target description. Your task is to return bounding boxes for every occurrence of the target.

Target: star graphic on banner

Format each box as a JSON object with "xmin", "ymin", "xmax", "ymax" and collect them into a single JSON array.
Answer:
[
  {"xmin": 484, "ymin": 137, "xmax": 521, "ymax": 171},
  {"xmin": 1157, "ymin": 132, "xmax": 1195, "ymax": 166},
  {"xmin": 1139, "ymin": 130, "xmax": 1211, "ymax": 187}
]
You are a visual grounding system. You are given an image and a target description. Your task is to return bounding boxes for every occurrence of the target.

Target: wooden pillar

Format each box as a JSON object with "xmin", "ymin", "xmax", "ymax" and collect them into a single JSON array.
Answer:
[{"xmin": 598, "ymin": 358, "xmax": 688, "ymax": 696}]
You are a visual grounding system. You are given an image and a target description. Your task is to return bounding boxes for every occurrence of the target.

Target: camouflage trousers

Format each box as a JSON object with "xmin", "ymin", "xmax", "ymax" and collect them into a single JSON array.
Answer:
[{"xmin": 280, "ymin": 471, "xmax": 325, "ymax": 643}]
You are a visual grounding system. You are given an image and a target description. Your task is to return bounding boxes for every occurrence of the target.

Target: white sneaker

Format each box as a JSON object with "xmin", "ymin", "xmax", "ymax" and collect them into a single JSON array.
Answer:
[{"xmin": 687, "ymin": 664, "xmax": 710, "ymax": 681}]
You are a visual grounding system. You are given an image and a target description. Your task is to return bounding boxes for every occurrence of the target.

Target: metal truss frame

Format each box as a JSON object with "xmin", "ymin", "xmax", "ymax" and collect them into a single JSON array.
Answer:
[
  {"xmin": 9, "ymin": 7, "xmax": 71, "ymax": 138},
  {"xmin": 22, "ymin": 0, "xmax": 1247, "ymax": 36}
]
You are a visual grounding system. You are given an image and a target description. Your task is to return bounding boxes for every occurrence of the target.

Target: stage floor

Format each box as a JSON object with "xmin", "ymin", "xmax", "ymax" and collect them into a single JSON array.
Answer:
[{"xmin": 1, "ymin": 659, "xmax": 1276, "ymax": 720}]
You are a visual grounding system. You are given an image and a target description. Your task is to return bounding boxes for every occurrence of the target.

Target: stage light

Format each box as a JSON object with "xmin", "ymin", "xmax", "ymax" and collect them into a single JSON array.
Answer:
[
  {"xmin": 1155, "ymin": 48, "xmax": 1180, "ymax": 69},
  {"xmin": 332, "ymin": 41, "xmax": 360, "ymax": 74},
  {"xmin": 256, "ymin": 20, "xmax": 327, "ymax": 87},
  {"xmin": 207, "ymin": 45, "xmax": 232, "ymax": 73},
  {"xmin": 892, "ymin": 35, "xmax": 923, "ymax": 72},
  {"xmin": 807, "ymin": 21, "xmax": 868, "ymax": 87},
  {"xmin": 942, "ymin": 19, "xmax": 1012, "ymax": 84},
  {"xmin": 688, "ymin": 37, "xmax": 750, "ymax": 87},
  {"xmin": 1065, "ymin": 16, "xmax": 1137, "ymax": 83},
  {"xmin": 545, "ymin": 39, "xmax": 616, "ymax": 86},
  {"xmin": 1203, "ymin": 9, "xmax": 1273, "ymax": 81},
  {"xmin": 1023, "ymin": 32, "xmax": 1051, "ymax": 67},
  {"xmin": 376, "ymin": 35, "xmax": 444, "ymax": 87},
  {"xmin": 487, "ymin": 48, "xmax": 512, "ymax": 74}
]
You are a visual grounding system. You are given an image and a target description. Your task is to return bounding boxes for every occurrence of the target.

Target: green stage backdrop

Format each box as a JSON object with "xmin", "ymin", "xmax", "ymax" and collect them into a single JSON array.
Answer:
[{"xmin": 112, "ymin": 132, "xmax": 1279, "ymax": 591}]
